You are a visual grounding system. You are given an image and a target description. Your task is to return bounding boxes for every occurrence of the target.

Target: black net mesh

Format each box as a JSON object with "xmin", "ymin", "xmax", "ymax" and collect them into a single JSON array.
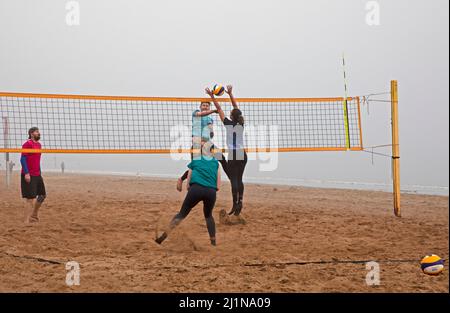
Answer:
[{"xmin": 0, "ymin": 94, "xmax": 362, "ymax": 153}]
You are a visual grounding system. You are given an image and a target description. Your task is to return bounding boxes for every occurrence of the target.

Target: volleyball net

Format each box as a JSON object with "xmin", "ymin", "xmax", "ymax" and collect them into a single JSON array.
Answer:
[
  {"xmin": 0, "ymin": 92, "xmax": 363, "ymax": 154},
  {"xmin": 0, "ymin": 81, "xmax": 402, "ymax": 217}
]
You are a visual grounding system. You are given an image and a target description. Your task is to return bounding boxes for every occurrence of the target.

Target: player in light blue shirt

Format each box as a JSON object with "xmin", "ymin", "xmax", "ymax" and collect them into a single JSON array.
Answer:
[
  {"xmin": 177, "ymin": 101, "xmax": 217, "ymax": 191},
  {"xmin": 192, "ymin": 106, "xmax": 214, "ymax": 139}
]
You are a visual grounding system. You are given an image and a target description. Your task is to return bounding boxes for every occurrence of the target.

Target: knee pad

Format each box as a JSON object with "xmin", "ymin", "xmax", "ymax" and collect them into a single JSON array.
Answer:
[{"xmin": 36, "ymin": 195, "xmax": 46, "ymax": 204}]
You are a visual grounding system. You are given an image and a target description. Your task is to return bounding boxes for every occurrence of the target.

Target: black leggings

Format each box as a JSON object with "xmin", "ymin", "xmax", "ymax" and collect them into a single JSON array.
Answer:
[
  {"xmin": 171, "ymin": 184, "xmax": 217, "ymax": 238},
  {"xmin": 228, "ymin": 150, "xmax": 247, "ymax": 205}
]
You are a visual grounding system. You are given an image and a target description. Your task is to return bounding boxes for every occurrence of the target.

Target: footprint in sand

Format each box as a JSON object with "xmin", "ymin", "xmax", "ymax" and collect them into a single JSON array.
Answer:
[{"xmin": 219, "ymin": 209, "xmax": 246, "ymax": 225}]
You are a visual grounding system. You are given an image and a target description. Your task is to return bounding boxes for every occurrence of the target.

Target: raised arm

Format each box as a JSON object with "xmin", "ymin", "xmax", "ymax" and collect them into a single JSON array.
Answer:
[
  {"xmin": 225, "ymin": 85, "xmax": 238, "ymax": 109},
  {"xmin": 205, "ymin": 87, "xmax": 225, "ymax": 122},
  {"xmin": 194, "ymin": 109, "xmax": 217, "ymax": 117}
]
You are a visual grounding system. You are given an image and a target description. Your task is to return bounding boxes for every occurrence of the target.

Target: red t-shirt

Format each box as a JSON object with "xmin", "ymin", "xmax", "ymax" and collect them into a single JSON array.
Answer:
[{"xmin": 21, "ymin": 140, "xmax": 42, "ymax": 176}]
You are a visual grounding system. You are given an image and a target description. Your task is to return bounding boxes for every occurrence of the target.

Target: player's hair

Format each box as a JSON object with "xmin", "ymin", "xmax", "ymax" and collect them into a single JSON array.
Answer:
[
  {"xmin": 231, "ymin": 108, "xmax": 244, "ymax": 125},
  {"xmin": 28, "ymin": 127, "xmax": 39, "ymax": 139},
  {"xmin": 200, "ymin": 101, "xmax": 211, "ymax": 106}
]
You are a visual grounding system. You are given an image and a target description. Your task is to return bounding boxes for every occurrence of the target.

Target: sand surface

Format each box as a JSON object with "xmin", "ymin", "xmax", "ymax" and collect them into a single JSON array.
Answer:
[{"xmin": 0, "ymin": 173, "xmax": 448, "ymax": 292}]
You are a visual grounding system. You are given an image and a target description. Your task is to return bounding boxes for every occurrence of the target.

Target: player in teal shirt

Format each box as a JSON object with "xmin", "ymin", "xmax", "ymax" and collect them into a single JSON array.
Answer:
[
  {"xmin": 156, "ymin": 139, "xmax": 221, "ymax": 246},
  {"xmin": 187, "ymin": 155, "xmax": 219, "ymax": 190}
]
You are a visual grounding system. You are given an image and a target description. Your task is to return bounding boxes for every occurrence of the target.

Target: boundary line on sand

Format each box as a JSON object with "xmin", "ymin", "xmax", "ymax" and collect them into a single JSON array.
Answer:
[
  {"xmin": 3, "ymin": 251, "xmax": 447, "ymax": 269},
  {"xmin": 153, "ymin": 259, "xmax": 427, "ymax": 270},
  {"xmin": 1, "ymin": 251, "xmax": 64, "ymax": 265}
]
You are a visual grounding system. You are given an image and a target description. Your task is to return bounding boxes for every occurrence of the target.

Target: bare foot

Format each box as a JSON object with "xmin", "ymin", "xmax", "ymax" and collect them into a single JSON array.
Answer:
[
  {"xmin": 29, "ymin": 216, "xmax": 39, "ymax": 223},
  {"xmin": 176, "ymin": 178, "xmax": 183, "ymax": 192}
]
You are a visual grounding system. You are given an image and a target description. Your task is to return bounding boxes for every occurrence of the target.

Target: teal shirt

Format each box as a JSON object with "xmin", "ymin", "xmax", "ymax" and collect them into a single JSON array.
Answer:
[
  {"xmin": 192, "ymin": 110, "xmax": 213, "ymax": 139},
  {"xmin": 188, "ymin": 156, "xmax": 219, "ymax": 190}
]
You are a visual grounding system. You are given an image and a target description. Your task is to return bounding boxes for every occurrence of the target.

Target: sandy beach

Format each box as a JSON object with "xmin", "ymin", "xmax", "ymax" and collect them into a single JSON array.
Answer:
[{"xmin": 0, "ymin": 173, "xmax": 448, "ymax": 292}]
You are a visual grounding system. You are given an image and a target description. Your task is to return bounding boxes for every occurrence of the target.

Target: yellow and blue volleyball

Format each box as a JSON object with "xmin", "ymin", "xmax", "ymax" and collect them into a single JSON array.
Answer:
[
  {"xmin": 420, "ymin": 254, "xmax": 445, "ymax": 275},
  {"xmin": 212, "ymin": 84, "xmax": 225, "ymax": 96}
]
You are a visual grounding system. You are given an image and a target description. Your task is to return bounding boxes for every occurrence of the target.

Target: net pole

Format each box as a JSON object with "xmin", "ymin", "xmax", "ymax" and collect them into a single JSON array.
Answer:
[
  {"xmin": 391, "ymin": 80, "xmax": 401, "ymax": 217},
  {"xmin": 5, "ymin": 152, "xmax": 10, "ymax": 188},
  {"xmin": 2, "ymin": 116, "xmax": 10, "ymax": 188},
  {"xmin": 342, "ymin": 53, "xmax": 351, "ymax": 149}
]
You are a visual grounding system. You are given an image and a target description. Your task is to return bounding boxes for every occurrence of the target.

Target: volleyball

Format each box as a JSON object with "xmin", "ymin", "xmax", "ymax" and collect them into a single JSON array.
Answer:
[
  {"xmin": 212, "ymin": 84, "xmax": 225, "ymax": 96},
  {"xmin": 420, "ymin": 254, "xmax": 445, "ymax": 275}
]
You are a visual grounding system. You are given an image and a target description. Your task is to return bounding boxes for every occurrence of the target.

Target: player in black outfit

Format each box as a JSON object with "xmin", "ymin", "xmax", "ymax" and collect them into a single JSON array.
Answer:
[{"xmin": 206, "ymin": 85, "xmax": 247, "ymax": 216}]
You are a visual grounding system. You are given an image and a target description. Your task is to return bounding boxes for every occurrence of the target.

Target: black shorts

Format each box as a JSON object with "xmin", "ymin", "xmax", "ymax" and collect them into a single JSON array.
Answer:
[{"xmin": 21, "ymin": 175, "xmax": 46, "ymax": 199}]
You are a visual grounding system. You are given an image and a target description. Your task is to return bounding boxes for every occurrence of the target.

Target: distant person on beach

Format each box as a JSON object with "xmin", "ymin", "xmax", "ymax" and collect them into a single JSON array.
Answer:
[
  {"xmin": 156, "ymin": 137, "xmax": 221, "ymax": 246},
  {"xmin": 20, "ymin": 127, "xmax": 46, "ymax": 224},
  {"xmin": 61, "ymin": 161, "xmax": 65, "ymax": 174},
  {"xmin": 9, "ymin": 161, "xmax": 15, "ymax": 174}
]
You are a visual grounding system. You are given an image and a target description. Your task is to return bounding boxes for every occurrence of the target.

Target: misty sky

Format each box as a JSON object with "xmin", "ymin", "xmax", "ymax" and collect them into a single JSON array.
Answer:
[{"xmin": 0, "ymin": 0, "xmax": 448, "ymax": 192}]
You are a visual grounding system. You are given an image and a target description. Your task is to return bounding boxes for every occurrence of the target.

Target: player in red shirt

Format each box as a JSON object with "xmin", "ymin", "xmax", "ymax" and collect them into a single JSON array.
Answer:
[{"xmin": 20, "ymin": 127, "xmax": 46, "ymax": 224}]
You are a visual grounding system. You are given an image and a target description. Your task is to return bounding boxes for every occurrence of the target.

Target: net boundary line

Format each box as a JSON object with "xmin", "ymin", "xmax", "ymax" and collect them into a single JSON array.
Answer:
[
  {"xmin": 0, "ymin": 91, "xmax": 358, "ymax": 103},
  {"xmin": 0, "ymin": 147, "xmax": 364, "ymax": 154}
]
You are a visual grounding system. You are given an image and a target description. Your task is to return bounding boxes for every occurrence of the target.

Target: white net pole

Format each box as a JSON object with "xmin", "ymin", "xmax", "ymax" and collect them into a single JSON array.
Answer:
[{"xmin": 2, "ymin": 116, "xmax": 10, "ymax": 188}]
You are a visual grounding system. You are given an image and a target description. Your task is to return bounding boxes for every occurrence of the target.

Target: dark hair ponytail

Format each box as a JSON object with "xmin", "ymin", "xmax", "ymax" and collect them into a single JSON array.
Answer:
[{"xmin": 231, "ymin": 109, "xmax": 244, "ymax": 126}]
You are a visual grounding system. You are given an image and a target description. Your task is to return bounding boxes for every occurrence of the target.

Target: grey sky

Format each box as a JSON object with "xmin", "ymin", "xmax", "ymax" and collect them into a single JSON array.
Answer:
[{"xmin": 0, "ymin": 0, "xmax": 448, "ymax": 192}]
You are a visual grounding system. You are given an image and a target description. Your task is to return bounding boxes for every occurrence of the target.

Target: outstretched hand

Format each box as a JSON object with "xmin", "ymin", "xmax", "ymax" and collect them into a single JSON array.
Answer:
[
  {"xmin": 225, "ymin": 85, "xmax": 233, "ymax": 95},
  {"xmin": 205, "ymin": 87, "xmax": 214, "ymax": 97}
]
